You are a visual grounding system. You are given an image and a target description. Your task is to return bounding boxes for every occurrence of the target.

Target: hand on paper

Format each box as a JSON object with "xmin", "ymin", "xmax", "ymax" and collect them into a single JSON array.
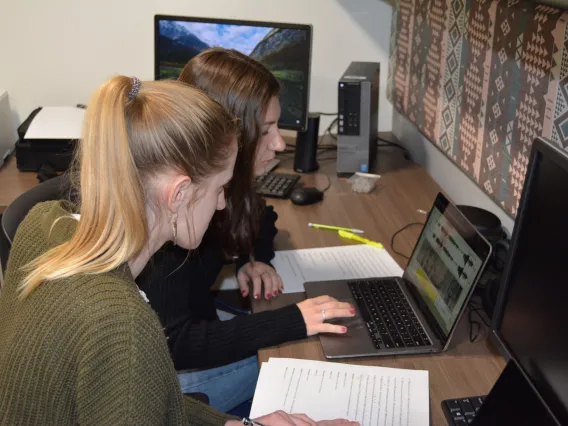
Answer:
[
  {"xmin": 225, "ymin": 411, "xmax": 359, "ymax": 426},
  {"xmin": 297, "ymin": 295, "xmax": 356, "ymax": 336},
  {"xmin": 238, "ymin": 261, "xmax": 284, "ymax": 300}
]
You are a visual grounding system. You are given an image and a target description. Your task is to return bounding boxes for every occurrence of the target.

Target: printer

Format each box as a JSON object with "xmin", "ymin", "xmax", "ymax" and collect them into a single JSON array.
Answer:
[{"xmin": 16, "ymin": 106, "xmax": 85, "ymax": 172}]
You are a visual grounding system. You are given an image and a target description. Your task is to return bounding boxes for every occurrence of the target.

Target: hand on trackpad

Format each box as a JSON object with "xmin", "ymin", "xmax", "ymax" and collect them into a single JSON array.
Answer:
[{"xmin": 299, "ymin": 296, "xmax": 359, "ymax": 336}]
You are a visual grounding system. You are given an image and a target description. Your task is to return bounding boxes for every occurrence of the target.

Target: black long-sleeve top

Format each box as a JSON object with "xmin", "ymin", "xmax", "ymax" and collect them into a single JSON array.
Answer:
[{"xmin": 136, "ymin": 206, "xmax": 307, "ymax": 370}]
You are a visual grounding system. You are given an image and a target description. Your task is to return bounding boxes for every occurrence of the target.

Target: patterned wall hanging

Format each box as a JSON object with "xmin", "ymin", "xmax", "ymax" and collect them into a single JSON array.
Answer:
[{"xmin": 388, "ymin": 0, "xmax": 568, "ymax": 216}]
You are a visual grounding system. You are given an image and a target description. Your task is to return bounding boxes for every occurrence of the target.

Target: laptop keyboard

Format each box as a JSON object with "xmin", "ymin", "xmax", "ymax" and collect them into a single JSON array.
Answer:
[
  {"xmin": 348, "ymin": 279, "xmax": 432, "ymax": 350},
  {"xmin": 442, "ymin": 395, "xmax": 486, "ymax": 425}
]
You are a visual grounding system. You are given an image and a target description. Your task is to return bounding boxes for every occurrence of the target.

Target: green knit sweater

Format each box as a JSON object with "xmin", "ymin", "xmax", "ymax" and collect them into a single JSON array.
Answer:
[{"xmin": 0, "ymin": 201, "xmax": 234, "ymax": 425}]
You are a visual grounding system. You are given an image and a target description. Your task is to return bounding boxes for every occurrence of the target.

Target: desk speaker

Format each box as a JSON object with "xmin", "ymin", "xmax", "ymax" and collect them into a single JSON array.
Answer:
[{"xmin": 294, "ymin": 113, "xmax": 320, "ymax": 173}]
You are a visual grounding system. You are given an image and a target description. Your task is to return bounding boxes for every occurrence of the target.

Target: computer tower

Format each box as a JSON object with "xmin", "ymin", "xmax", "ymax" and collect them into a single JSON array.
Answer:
[{"xmin": 337, "ymin": 62, "xmax": 380, "ymax": 175}]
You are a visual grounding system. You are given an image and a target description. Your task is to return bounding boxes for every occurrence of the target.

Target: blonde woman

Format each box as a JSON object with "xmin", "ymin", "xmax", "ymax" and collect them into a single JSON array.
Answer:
[{"xmin": 0, "ymin": 76, "xmax": 356, "ymax": 426}]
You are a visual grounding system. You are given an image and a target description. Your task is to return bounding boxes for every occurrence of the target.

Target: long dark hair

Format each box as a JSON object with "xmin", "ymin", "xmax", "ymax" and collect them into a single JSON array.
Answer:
[{"xmin": 179, "ymin": 48, "xmax": 280, "ymax": 256}]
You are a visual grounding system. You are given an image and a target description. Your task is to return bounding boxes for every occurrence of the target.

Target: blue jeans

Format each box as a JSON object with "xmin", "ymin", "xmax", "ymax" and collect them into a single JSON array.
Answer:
[{"xmin": 177, "ymin": 310, "xmax": 259, "ymax": 413}]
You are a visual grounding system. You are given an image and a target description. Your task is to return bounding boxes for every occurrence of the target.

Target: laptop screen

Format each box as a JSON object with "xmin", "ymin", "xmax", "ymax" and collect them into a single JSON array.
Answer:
[{"xmin": 403, "ymin": 194, "xmax": 491, "ymax": 338}]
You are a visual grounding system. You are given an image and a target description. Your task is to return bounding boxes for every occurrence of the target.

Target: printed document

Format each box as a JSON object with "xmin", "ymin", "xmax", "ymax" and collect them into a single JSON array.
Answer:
[
  {"xmin": 216, "ymin": 245, "xmax": 403, "ymax": 293},
  {"xmin": 250, "ymin": 358, "xmax": 429, "ymax": 426}
]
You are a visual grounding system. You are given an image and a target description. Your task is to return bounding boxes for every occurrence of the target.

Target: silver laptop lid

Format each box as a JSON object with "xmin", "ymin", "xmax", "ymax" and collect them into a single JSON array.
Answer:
[{"xmin": 402, "ymin": 193, "xmax": 492, "ymax": 345}]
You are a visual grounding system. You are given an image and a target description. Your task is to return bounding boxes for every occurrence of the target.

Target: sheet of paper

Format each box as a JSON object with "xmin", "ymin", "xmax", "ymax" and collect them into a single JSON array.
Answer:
[
  {"xmin": 215, "ymin": 245, "xmax": 404, "ymax": 293},
  {"xmin": 24, "ymin": 106, "xmax": 85, "ymax": 140},
  {"xmin": 250, "ymin": 358, "xmax": 429, "ymax": 426},
  {"xmin": 274, "ymin": 245, "xmax": 403, "ymax": 293}
]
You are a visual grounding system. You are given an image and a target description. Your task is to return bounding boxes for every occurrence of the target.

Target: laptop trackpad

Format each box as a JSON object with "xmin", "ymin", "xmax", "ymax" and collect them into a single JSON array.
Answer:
[{"xmin": 327, "ymin": 298, "xmax": 365, "ymax": 329}]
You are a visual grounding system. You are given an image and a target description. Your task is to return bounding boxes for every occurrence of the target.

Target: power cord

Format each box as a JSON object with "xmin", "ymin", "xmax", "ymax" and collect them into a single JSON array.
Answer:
[
  {"xmin": 377, "ymin": 137, "xmax": 412, "ymax": 160},
  {"xmin": 319, "ymin": 117, "xmax": 338, "ymax": 144},
  {"xmin": 467, "ymin": 298, "xmax": 490, "ymax": 343},
  {"xmin": 390, "ymin": 222, "xmax": 424, "ymax": 259},
  {"xmin": 319, "ymin": 174, "xmax": 331, "ymax": 192}
]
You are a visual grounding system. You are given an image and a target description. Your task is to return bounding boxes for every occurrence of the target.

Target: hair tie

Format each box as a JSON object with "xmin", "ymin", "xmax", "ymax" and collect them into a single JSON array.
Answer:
[{"xmin": 128, "ymin": 77, "xmax": 141, "ymax": 100}]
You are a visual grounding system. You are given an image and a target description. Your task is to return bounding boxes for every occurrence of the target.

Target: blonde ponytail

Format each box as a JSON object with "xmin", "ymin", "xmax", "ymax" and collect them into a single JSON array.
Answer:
[{"xmin": 20, "ymin": 77, "xmax": 237, "ymax": 297}]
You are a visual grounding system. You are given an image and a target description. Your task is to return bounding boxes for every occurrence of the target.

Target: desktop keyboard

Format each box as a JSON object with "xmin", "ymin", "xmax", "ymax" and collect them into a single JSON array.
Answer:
[
  {"xmin": 442, "ymin": 395, "xmax": 486, "ymax": 425},
  {"xmin": 255, "ymin": 173, "xmax": 300, "ymax": 199},
  {"xmin": 348, "ymin": 279, "xmax": 432, "ymax": 350}
]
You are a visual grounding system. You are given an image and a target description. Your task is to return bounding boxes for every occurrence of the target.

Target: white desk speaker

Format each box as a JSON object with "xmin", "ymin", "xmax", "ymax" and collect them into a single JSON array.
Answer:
[{"xmin": 0, "ymin": 90, "xmax": 18, "ymax": 168}]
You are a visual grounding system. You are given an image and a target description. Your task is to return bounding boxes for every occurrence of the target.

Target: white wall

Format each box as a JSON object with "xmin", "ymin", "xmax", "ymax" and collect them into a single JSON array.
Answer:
[
  {"xmin": 0, "ymin": 0, "xmax": 393, "ymax": 133},
  {"xmin": 392, "ymin": 111, "xmax": 515, "ymax": 234}
]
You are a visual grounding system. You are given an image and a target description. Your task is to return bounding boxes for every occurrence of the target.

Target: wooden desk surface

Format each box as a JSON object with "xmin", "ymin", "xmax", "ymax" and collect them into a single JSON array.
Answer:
[
  {"xmin": 253, "ymin": 144, "xmax": 506, "ymax": 425},
  {"xmin": 0, "ymin": 155, "xmax": 37, "ymax": 214}
]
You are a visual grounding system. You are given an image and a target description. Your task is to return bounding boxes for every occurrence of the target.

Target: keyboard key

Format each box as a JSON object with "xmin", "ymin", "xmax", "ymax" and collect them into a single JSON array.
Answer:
[
  {"xmin": 350, "ymin": 280, "xmax": 432, "ymax": 350},
  {"xmin": 443, "ymin": 396, "xmax": 486, "ymax": 426},
  {"xmin": 382, "ymin": 336, "xmax": 394, "ymax": 349},
  {"xmin": 471, "ymin": 397, "xmax": 483, "ymax": 410},
  {"xmin": 447, "ymin": 400, "xmax": 461, "ymax": 412},
  {"xmin": 460, "ymin": 399, "xmax": 475, "ymax": 415}
]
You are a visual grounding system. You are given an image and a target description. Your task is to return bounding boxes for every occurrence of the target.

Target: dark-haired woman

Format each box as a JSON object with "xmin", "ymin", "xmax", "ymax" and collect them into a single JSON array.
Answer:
[{"xmin": 137, "ymin": 48, "xmax": 355, "ymax": 413}]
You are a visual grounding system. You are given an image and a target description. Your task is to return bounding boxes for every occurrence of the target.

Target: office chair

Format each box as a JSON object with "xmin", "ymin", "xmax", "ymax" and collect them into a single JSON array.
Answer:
[{"xmin": 0, "ymin": 175, "xmax": 66, "ymax": 273}]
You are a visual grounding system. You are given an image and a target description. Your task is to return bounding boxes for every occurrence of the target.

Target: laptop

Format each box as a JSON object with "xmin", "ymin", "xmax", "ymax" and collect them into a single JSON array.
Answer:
[{"xmin": 305, "ymin": 192, "xmax": 492, "ymax": 359}]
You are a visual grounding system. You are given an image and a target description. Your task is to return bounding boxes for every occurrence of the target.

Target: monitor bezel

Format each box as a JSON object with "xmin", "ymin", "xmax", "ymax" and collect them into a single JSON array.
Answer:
[
  {"xmin": 491, "ymin": 136, "xmax": 568, "ymax": 426},
  {"xmin": 154, "ymin": 14, "xmax": 313, "ymax": 132}
]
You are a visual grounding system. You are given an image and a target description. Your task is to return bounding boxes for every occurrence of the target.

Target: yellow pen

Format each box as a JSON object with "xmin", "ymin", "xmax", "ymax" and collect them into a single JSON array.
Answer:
[
  {"xmin": 338, "ymin": 230, "xmax": 384, "ymax": 249},
  {"xmin": 308, "ymin": 223, "xmax": 364, "ymax": 234}
]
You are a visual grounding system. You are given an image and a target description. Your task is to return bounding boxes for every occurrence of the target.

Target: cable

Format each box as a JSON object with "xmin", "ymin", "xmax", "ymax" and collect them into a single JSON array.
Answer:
[
  {"xmin": 468, "ymin": 301, "xmax": 490, "ymax": 327},
  {"xmin": 468, "ymin": 305, "xmax": 482, "ymax": 343},
  {"xmin": 319, "ymin": 174, "xmax": 331, "ymax": 192},
  {"xmin": 320, "ymin": 118, "xmax": 338, "ymax": 143},
  {"xmin": 390, "ymin": 222, "xmax": 424, "ymax": 259},
  {"xmin": 467, "ymin": 303, "xmax": 490, "ymax": 342},
  {"xmin": 377, "ymin": 137, "xmax": 412, "ymax": 160}
]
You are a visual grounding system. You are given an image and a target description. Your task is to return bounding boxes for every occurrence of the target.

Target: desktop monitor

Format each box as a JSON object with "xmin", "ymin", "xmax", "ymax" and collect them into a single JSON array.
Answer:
[
  {"xmin": 154, "ymin": 15, "xmax": 312, "ymax": 131},
  {"xmin": 490, "ymin": 137, "xmax": 568, "ymax": 425}
]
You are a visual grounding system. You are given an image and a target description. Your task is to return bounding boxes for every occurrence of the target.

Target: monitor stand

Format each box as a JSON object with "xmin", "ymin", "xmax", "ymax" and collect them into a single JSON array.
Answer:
[{"xmin": 473, "ymin": 361, "xmax": 558, "ymax": 425}]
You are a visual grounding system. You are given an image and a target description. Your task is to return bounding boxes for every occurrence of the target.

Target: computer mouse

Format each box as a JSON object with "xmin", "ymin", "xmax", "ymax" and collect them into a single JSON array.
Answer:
[{"xmin": 290, "ymin": 187, "xmax": 324, "ymax": 206}]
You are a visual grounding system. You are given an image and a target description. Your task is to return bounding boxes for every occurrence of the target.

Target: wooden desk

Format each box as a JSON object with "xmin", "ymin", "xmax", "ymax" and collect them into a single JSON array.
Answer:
[
  {"xmin": 0, "ymin": 136, "xmax": 506, "ymax": 424},
  {"xmin": 0, "ymin": 155, "xmax": 37, "ymax": 214},
  {"xmin": 253, "ymin": 146, "xmax": 506, "ymax": 425}
]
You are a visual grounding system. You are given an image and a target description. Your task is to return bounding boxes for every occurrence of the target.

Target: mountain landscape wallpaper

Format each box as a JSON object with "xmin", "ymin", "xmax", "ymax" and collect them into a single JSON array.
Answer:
[{"xmin": 158, "ymin": 20, "xmax": 310, "ymax": 126}]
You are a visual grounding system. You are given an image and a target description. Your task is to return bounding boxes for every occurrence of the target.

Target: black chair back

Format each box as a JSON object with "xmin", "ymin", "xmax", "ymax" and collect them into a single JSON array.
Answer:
[{"xmin": 1, "ymin": 175, "xmax": 67, "ymax": 272}]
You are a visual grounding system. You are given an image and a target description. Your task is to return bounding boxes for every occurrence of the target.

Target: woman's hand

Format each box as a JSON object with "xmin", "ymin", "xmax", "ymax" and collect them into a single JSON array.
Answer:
[
  {"xmin": 238, "ymin": 261, "xmax": 283, "ymax": 300},
  {"xmin": 297, "ymin": 295, "xmax": 356, "ymax": 336},
  {"xmin": 225, "ymin": 411, "xmax": 359, "ymax": 425}
]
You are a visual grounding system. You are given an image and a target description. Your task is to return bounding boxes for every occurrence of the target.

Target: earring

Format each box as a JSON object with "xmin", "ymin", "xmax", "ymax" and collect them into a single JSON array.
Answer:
[{"xmin": 172, "ymin": 213, "xmax": 178, "ymax": 246}]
